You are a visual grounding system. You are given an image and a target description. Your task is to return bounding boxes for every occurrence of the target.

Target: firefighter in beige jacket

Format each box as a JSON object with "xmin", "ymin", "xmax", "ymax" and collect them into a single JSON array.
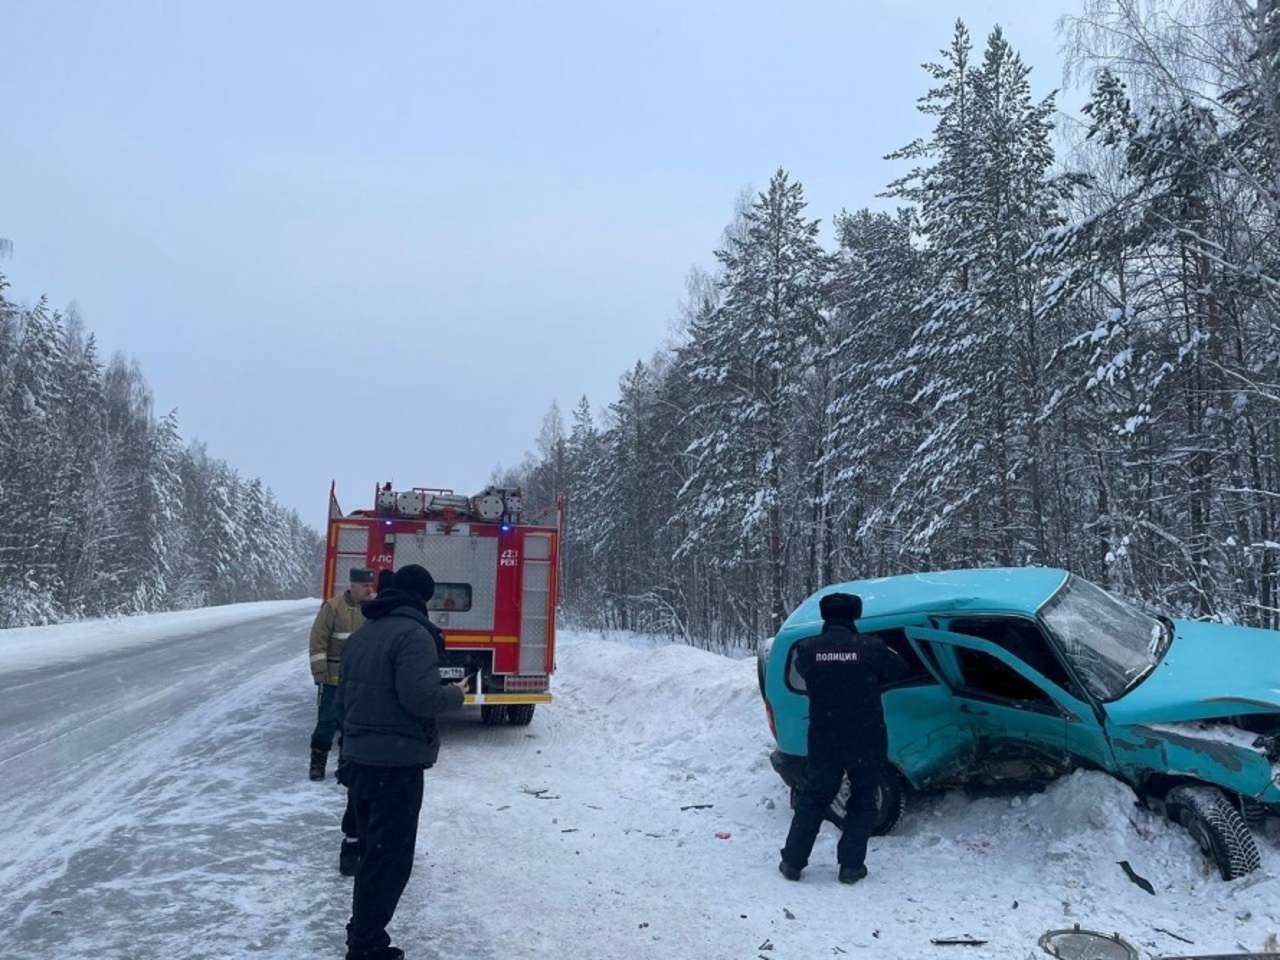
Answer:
[{"xmin": 309, "ymin": 568, "xmax": 374, "ymax": 781}]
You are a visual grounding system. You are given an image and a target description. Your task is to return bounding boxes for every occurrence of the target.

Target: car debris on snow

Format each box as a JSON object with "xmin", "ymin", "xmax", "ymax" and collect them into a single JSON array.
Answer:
[{"xmin": 1118, "ymin": 860, "xmax": 1156, "ymax": 895}]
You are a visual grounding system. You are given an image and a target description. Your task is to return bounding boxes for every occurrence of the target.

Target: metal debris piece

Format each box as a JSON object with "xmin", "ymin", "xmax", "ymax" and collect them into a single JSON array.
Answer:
[{"xmin": 1118, "ymin": 859, "xmax": 1156, "ymax": 895}]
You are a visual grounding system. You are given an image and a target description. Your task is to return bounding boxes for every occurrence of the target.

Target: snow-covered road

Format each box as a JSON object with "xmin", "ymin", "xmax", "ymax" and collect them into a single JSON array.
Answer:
[{"xmin": 4, "ymin": 604, "xmax": 1280, "ymax": 959}]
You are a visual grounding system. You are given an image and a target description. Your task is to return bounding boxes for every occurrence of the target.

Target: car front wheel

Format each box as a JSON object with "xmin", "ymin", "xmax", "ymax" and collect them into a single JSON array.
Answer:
[{"xmin": 1166, "ymin": 784, "xmax": 1261, "ymax": 880}]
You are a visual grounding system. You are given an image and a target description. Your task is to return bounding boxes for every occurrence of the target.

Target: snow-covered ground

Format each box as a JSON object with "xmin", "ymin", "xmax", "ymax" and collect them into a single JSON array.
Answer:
[{"xmin": 3, "ymin": 604, "xmax": 1280, "ymax": 959}]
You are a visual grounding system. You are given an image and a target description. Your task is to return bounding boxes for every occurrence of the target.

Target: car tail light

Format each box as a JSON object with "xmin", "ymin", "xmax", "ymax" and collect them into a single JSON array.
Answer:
[
  {"xmin": 764, "ymin": 697, "xmax": 777, "ymax": 740},
  {"xmin": 504, "ymin": 674, "xmax": 548, "ymax": 692}
]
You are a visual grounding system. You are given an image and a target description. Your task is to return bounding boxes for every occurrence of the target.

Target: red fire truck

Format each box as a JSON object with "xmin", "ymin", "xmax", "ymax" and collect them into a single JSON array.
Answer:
[{"xmin": 322, "ymin": 481, "xmax": 560, "ymax": 726}]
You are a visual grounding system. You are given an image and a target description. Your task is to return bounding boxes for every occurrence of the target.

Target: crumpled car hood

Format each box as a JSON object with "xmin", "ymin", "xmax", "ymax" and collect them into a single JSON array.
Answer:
[{"xmin": 1106, "ymin": 619, "xmax": 1280, "ymax": 726}]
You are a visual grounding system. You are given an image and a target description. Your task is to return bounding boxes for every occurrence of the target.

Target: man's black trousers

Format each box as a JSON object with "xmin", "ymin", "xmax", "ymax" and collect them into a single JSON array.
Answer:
[
  {"xmin": 340, "ymin": 789, "xmax": 358, "ymax": 840},
  {"xmin": 344, "ymin": 762, "xmax": 425, "ymax": 958},
  {"xmin": 781, "ymin": 753, "xmax": 882, "ymax": 871}
]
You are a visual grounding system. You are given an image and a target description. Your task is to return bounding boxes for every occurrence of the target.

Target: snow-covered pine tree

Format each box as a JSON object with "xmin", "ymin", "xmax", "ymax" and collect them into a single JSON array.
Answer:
[
  {"xmin": 560, "ymin": 395, "xmax": 604, "ymax": 623},
  {"xmin": 595, "ymin": 362, "xmax": 659, "ymax": 631},
  {"xmin": 883, "ymin": 22, "xmax": 1071, "ymax": 567},
  {"xmin": 0, "ymin": 298, "xmax": 67, "ymax": 621},
  {"xmin": 239, "ymin": 477, "xmax": 274, "ymax": 600},
  {"xmin": 48, "ymin": 312, "xmax": 108, "ymax": 615},
  {"xmin": 676, "ymin": 169, "xmax": 831, "ymax": 633},
  {"xmin": 135, "ymin": 409, "xmax": 186, "ymax": 608},
  {"xmin": 825, "ymin": 207, "xmax": 931, "ymax": 580},
  {"xmin": 96, "ymin": 354, "xmax": 157, "ymax": 613}
]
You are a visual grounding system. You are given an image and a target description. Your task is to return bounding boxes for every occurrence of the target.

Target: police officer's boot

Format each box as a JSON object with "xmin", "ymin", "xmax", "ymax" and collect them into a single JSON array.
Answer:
[
  {"xmin": 838, "ymin": 865, "xmax": 868, "ymax": 885},
  {"xmin": 309, "ymin": 748, "xmax": 328, "ymax": 782}
]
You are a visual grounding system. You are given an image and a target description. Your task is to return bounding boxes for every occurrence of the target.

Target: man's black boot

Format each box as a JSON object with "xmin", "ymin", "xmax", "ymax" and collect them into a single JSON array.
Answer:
[
  {"xmin": 339, "ymin": 838, "xmax": 360, "ymax": 876},
  {"xmin": 309, "ymin": 748, "xmax": 328, "ymax": 781},
  {"xmin": 345, "ymin": 946, "xmax": 404, "ymax": 960},
  {"xmin": 778, "ymin": 860, "xmax": 802, "ymax": 881},
  {"xmin": 838, "ymin": 865, "xmax": 868, "ymax": 885}
]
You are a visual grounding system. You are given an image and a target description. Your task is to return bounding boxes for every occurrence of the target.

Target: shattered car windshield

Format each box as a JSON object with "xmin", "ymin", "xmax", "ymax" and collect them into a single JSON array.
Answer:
[{"xmin": 1039, "ymin": 575, "xmax": 1164, "ymax": 701}]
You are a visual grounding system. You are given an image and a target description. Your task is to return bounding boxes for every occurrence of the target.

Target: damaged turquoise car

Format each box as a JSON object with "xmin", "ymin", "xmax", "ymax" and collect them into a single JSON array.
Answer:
[{"xmin": 758, "ymin": 568, "xmax": 1280, "ymax": 879}]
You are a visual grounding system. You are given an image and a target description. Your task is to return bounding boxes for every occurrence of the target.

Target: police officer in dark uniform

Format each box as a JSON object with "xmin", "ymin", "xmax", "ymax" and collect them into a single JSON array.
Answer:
[{"xmin": 779, "ymin": 591, "xmax": 908, "ymax": 884}]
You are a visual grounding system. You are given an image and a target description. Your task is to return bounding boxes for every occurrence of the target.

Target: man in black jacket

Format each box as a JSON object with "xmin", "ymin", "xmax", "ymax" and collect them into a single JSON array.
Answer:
[
  {"xmin": 779, "ymin": 591, "xmax": 908, "ymax": 885},
  {"xmin": 336, "ymin": 564, "xmax": 468, "ymax": 960},
  {"xmin": 337, "ymin": 568, "xmax": 402, "ymax": 877}
]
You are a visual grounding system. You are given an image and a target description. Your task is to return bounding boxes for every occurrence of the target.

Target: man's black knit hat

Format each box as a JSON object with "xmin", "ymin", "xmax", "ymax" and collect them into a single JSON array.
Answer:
[{"xmin": 392, "ymin": 564, "xmax": 435, "ymax": 603}]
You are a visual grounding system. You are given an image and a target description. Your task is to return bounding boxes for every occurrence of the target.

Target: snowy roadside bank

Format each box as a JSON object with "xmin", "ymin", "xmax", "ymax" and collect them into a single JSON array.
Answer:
[{"xmin": 0, "ymin": 599, "xmax": 318, "ymax": 676}]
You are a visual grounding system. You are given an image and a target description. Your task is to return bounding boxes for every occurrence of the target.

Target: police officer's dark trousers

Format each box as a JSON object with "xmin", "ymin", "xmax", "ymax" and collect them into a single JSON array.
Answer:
[
  {"xmin": 345, "ymin": 762, "xmax": 424, "ymax": 959},
  {"xmin": 781, "ymin": 752, "xmax": 882, "ymax": 871}
]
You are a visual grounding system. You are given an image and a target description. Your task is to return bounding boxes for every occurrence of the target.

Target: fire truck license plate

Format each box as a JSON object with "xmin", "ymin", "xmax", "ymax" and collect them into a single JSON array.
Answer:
[{"xmin": 438, "ymin": 666, "xmax": 466, "ymax": 679}]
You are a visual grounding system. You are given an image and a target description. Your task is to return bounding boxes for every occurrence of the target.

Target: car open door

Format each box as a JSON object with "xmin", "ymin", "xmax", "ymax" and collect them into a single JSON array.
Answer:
[
  {"xmin": 905, "ymin": 626, "xmax": 1110, "ymax": 771},
  {"xmin": 882, "ymin": 681, "xmax": 978, "ymax": 787}
]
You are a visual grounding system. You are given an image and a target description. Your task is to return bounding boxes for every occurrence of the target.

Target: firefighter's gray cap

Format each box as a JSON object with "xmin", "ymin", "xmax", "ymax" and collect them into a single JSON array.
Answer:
[{"xmin": 349, "ymin": 568, "xmax": 375, "ymax": 584}]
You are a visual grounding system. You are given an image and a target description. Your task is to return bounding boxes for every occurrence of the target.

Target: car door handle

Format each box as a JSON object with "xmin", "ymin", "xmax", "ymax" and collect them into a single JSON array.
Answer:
[{"xmin": 959, "ymin": 704, "xmax": 990, "ymax": 716}]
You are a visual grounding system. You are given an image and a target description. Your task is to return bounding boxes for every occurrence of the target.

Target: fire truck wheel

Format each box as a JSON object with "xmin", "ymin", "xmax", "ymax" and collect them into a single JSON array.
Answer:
[
  {"xmin": 506, "ymin": 704, "xmax": 536, "ymax": 726},
  {"xmin": 481, "ymin": 705, "xmax": 507, "ymax": 726}
]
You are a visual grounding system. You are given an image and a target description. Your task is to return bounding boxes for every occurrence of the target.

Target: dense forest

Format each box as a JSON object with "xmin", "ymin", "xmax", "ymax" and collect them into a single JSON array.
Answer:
[
  {"xmin": 5, "ymin": 1, "xmax": 1278, "ymax": 646},
  {"xmin": 505, "ymin": 1, "xmax": 1280, "ymax": 646},
  {"xmin": 0, "ymin": 272, "xmax": 321, "ymax": 627}
]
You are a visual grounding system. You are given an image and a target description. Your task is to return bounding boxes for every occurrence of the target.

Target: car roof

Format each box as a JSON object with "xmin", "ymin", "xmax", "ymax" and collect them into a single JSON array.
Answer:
[{"xmin": 779, "ymin": 567, "xmax": 1069, "ymax": 637}]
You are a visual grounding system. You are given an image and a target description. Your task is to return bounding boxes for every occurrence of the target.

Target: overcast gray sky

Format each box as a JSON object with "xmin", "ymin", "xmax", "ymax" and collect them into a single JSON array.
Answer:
[{"xmin": 2, "ymin": 0, "xmax": 1075, "ymax": 530}]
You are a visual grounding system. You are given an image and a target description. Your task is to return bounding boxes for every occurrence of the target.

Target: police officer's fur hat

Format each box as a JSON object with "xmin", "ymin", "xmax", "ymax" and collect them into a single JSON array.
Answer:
[
  {"xmin": 392, "ymin": 564, "xmax": 435, "ymax": 603},
  {"xmin": 349, "ymin": 568, "xmax": 375, "ymax": 584},
  {"xmin": 819, "ymin": 592, "xmax": 862, "ymax": 623}
]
